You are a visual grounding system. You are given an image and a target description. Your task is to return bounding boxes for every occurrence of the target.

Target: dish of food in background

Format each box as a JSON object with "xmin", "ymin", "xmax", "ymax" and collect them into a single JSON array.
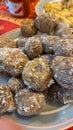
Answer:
[{"xmin": 35, "ymin": 0, "xmax": 73, "ymax": 28}]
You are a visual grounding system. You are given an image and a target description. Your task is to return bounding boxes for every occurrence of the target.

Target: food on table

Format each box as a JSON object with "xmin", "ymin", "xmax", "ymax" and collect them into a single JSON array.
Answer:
[
  {"xmin": 51, "ymin": 56, "xmax": 73, "ymax": 89},
  {"xmin": 62, "ymin": 0, "xmax": 73, "ymax": 8},
  {"xmin": 0, "ymin": 37, "xmax": 16, "ymax": 48},
  {"xmin": 47, "ymin": 83, "xmax": 59, "ymax": 102},
  {"xmin": 34, "ymin": 13, "xmax": 58, "ymax": 34},
  {"xmin": 0, "ymin": 83, "xmax": 16, "ymax": 114},
  {"xmin": 47, "ymin": 83, "xmax": 73, "ymax": 104},
  {"xmin": 44, "ymin": 2, "xmax": 73, "ymax": 27},
  {"xmin": 39, "ymin": 54, "xmax": 54, "ymax": 64},
  {"xmin": 54, "ymin": 22, "xmax": 73, "ymax": 39},
  {"xmin": 40, "ymin": 35, "xmax": 60, "ymax": 54},
  {"xmin": 44, "ymin": 2, "xmax": 63, "ymax": 11},
  {"xmin": 23, "ymin": 36, "xmax": 44, "ymax": 59},
  {"xmin": 33, "ymin": 33, "xmax": 49, "ymax": 39},
  {"xmin": 8, "ymin": 77, "xmax": 24, "ymax": 95},
  {"xmin": 54, "ymin": 39, "xmax": 73, "ymax": 57},
  {"xmin": 15, "ymin": 88, "xmax": 46, "ymax": 116},
  {"xmin": 16, "ymin": 37, "xmax": 28, "ymax": 48},
  {"xmin": 0, "ymin": 48, "xmax": 28, "ymax": 76},
  {"xmin": 21, "ymin": 19, "xmax": 37, "ymax": 37},
  {"xmin": 57, "ymin": 87, "xmax": 73, "ymax": 104},
  {"xmin": 22, "ymin": 57, "xmax": 54, "ymax": 92}
]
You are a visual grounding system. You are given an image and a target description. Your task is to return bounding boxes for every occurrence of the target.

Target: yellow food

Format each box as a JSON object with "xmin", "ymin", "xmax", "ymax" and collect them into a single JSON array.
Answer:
[{"xmin": 44, "ymin": 2, "xmax": 73, "ymax": 27}]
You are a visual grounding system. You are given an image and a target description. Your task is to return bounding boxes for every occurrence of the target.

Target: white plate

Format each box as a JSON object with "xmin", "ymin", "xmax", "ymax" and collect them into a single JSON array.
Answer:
[
  {"xmin": 0, "ymin": 29, "xmax": 73, "ymax": 130},
  {"xmin": 35, "ymin": 0, "xmax": 61, "ymax": 15}
]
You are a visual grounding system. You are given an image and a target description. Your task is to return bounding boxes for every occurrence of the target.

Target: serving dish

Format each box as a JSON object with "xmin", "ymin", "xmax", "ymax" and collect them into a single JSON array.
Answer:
[
  {"xmin": 35, "ymin": 0, "xmax": 61, "ymax": 15},
  {"xmin": 0, "ymin": 28, "xmax": 73, "ymax": 130}
]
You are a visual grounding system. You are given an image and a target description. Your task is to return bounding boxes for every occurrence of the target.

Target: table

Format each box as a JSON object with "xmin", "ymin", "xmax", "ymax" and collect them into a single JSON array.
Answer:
[{"xmin": 0, "ymin": 1, "xmax": 73, "ymax": 130}]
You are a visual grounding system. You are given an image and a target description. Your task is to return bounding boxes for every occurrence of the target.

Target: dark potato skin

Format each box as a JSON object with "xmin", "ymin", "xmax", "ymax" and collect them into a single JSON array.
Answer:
[
  {"xmin": 51, "ymin": 56, "xmax": 73, "ymax": 89},
  {"xmin": 21, "ymin": 19, "xmax": 37, "ymax": 37}
]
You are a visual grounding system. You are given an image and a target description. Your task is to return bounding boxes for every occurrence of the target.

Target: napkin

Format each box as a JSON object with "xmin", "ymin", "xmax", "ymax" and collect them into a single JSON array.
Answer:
[{"xmin": 0, "ymin": 20, "xmax": 19, "ymax": 35}]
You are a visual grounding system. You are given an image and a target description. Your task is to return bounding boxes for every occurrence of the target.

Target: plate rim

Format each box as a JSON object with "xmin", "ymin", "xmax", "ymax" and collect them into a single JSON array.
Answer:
[{"xmin": 16, "ymin": 118, "xmax": 73, "ymax": 129}]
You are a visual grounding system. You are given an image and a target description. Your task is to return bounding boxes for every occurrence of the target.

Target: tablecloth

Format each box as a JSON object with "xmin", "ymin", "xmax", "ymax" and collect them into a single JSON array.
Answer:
[{"xmin": 0, "ymin": 1, "xmax": 73, "ymax": 130}]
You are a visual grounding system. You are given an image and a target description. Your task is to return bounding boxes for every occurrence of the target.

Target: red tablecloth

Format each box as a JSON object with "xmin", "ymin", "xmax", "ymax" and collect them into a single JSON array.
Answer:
[
  {"xmin": 0, "ymin": 20, "xmax": 19, "ymax": 35},
  {"xmin": 0, "ymin": 1, "xmax": 73, "ymax": 130}
]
